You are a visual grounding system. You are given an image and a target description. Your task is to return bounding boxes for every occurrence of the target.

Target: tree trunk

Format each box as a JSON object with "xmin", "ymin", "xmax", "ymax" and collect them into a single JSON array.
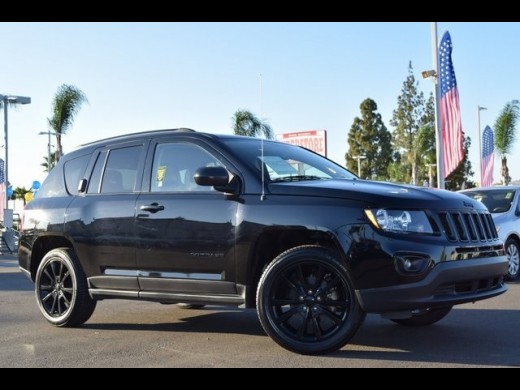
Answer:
[
  {"xmin": 501, "ymin": 156, "xmax": 511, "ymax": 186},
  {"xmin": 56, "ymin": 133, "xmax": 63, "ymax": 162}
]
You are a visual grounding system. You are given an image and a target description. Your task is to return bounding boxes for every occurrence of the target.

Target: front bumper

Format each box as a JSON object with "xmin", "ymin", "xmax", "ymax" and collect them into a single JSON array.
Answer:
[{"xmin": 356, "ymin": 256, "xmax": 508, "ymax": 314}]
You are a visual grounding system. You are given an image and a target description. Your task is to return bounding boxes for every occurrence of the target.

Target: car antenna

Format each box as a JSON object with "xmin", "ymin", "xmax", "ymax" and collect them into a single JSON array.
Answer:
[
  {"xmin": 261, "ymin": 136, "xmax": 266, "ymax": 201},
  {"xmin": 259, "ymin": 73, "xmax": 266, "ymax": 201}
]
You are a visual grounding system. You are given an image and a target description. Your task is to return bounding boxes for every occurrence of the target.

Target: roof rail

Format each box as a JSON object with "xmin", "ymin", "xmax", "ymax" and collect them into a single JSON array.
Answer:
[{"xmin": 175, "ymin": 128, "xmax": 196, "ymax": 132}]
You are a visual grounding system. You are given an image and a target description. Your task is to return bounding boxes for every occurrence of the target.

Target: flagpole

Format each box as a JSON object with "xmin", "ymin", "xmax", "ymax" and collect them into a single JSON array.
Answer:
[
  {"xmin": 477, "ymin": 105, "xmax": 487, "ymax": 186},
  {"xmin": 432, "ymin": 22, "xmax": 445, "ymax": 189}
]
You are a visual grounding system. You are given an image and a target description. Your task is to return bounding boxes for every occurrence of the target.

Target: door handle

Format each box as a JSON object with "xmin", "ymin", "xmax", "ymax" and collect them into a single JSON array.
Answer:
[{"xmin": 140, "ymin": 203, "xmax": 165, "ymax": 213}]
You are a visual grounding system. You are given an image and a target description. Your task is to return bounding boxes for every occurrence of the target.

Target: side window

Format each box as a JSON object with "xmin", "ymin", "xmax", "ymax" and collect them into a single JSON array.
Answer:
[
  {"xmin": 151, "ymin": 143, "xmax": 222, "ymax": 193},
  {"xmin": 64, "ymin": 155, "xmax": 90, "ymax": 195},
  {"xmin": 37, "ymin": 165, "xmax": 67, "ymax": 198},
  {"xmin": 100, "ymin": 146, "xmax": 143, "ymax": 194}
]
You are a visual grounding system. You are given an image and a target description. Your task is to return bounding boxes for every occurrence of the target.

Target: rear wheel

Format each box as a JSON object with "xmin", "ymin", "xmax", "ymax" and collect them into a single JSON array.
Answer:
[
  {"xmin": 505, "ymin": 238, "xmax": 520, "ymax": 281},
  {"xmin": 35, "ymin": 248, "xmax": 96, "ymax": 327},
  {"xmin": 257, "ymin": 246, "xmax": 365, "ymax": 355},
  {"xmin": 391, "ymin": 306, "xmax": 452, "ymax": 327}
]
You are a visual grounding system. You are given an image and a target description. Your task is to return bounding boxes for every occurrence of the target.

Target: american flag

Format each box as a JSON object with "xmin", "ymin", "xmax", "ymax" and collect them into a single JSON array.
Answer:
[
  {"xmin": 0, "ymin": 159, "xmax": 4, "ymax": 221},
  {"xmin": 481, "ymin": 125, "xmax": 495, "ymax": 187},
  {"xmin": 439, "ymin": 31, "xmax": 464, "ymax": 178}
]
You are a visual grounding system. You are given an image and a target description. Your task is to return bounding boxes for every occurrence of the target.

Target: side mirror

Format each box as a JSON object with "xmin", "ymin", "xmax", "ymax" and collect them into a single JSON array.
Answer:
[
  {"xmin": 194, "ymin": 167, "xmax": 230, "ymax": 187},
  {"xmin": 194, "ymin": 167, "xmax": 240, "ymax": 195}
]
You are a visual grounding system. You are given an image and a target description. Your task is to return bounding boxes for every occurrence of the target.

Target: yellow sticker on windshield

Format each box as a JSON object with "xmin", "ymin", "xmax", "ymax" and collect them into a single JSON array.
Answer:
[{"xmin": 506, "ymin": 192, "xmax": 513, "ymax": 200}]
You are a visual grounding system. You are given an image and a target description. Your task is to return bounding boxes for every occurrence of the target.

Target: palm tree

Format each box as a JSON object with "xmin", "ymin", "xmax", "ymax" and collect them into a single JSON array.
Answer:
[
  {"xmin": 13, "ymin": 187, "xmax": 31, "ymax": 205},
  {"xmin": 41, "ymin": 153, "xmax": 57, "ymax": 173},
  {"xmin": 494, "ymin": 100, "xmax": 519, "ymax": 186},
  {"xmin": 232, "ymin": 110, "xmax": 274, "ymax": 139},
  {"xmin": 48, "ymin": 84, "xmax": 88, "ymax": 162}
]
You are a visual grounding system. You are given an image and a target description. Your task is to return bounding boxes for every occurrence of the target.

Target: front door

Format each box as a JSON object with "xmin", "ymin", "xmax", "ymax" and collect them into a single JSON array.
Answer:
[{"xmin": 135, "ymin": 140, "xmax": 238, "ymax": 294}]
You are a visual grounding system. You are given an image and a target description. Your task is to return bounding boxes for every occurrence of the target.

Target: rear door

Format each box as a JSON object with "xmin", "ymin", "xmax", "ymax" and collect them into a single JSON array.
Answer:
[
  {"xmin": 66, "ymin": 141, "xmax": 147, "ymax": 289},
  {"xmin": 135, "ymin": 138, "xmax": 238, "ymax": 295}
]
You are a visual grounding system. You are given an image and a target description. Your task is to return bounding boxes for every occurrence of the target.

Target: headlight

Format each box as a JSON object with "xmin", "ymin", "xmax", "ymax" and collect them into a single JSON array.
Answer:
[{"xmin": 365, "ymin": 209, "xmax": 433, "ymax": 234}]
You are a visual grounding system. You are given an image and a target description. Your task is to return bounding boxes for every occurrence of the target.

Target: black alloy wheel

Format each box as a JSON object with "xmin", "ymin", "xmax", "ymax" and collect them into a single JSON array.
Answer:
[
  {"xmin": 257, "ymin": 246, "xmax": 365, "ymax": 355},
  {"xmin": 35, "ymin": 248, "xmax": 96, "ymax": 327}
]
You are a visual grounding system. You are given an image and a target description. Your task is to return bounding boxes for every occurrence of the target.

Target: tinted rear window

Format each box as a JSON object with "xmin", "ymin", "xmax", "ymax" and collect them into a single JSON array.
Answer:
[
  {"xmin": 37, "ymin": 165, "xmax": 67, "ymax": 198},
  {"xmin": 100, "ymin": 146, "xmax": 143, "ymax": 194},
  {"xmin": 64, "ymin": 155, "xmax": 90, "ymax": 195}
]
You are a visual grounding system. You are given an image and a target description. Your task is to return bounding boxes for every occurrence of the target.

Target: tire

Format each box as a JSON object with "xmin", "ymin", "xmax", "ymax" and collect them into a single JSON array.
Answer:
[
  {"xmin": 35, "ymin": 248, "xmax": 97, "ymax": 327},
  {"xmin": 177, "ymin": 304, "xmax": 206, "ymax": 310},
  {"xmin": 505, "ymin": 238, "xmax": 520, "ymax": 281},
  {"xmin": 391, "ymin": 306, "xmax": 452, "ymax": 327},
  {"xmin": 256, "ymin": 246, "xmax": 365, "ymax": 355}
]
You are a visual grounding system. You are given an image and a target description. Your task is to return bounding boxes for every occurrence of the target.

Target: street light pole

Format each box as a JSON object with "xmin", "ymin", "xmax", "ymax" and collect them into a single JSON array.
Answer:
[
  {"xmin": 0, "ymin": 94, "xmax": 31, "ymax": 214},
  {"xmin": 352, "ymin": 155, "xmax": 367, "ymax": 178},
  {"xmin": 422, "ymin": 23, "xmax": 443, "ymax": 189},
  {"xmin": 38, "ymin": 131, "xmax": 54, "ymax": 171},
  {"xmin": 477, "ymin": 105, "xmax": 487, "ymax": 187}
]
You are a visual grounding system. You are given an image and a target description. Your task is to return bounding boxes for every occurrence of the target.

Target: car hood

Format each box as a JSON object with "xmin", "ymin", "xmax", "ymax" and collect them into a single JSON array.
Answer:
[
  {"xmin": 269, "ymin": 179, "xmax": 486, "ymax": 210},
  {"xmin": 491, "ymin": 211, "xmax": 512, "ymax": 223}
]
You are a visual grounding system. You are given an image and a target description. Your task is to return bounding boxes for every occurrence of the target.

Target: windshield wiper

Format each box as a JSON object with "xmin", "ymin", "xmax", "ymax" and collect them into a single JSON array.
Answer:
[{"xmin": 271, "ymin": 175, "xmax": 325, "ymax": 183}]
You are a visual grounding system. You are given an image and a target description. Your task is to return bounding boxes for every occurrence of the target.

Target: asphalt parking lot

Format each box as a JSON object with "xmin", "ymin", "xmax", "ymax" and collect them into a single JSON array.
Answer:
[{"xmin": 1, "ymin": 254, "xmax": 518, "ymax": 368}]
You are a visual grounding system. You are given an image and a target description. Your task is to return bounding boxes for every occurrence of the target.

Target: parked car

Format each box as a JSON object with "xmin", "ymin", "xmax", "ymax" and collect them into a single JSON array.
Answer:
[
  {"xmin": 18, "ymin": 129, "xmax": 508, "ymax": 355},
  {"xmin": 460, "ymin": 186, "xmax": 520, "ymax": 280}
]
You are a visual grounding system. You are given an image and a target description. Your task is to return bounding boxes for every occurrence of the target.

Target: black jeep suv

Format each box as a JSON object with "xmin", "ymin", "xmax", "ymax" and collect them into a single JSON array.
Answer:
[{"xmin": 19, "ymin": 129, "xmax": 508, "ymax": 355}]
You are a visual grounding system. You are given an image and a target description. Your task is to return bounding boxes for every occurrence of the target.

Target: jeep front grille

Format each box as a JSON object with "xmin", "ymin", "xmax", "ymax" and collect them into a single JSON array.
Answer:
[{"xmin": 437, "ymin": 211, "xmax": 499, "ymax": 243}]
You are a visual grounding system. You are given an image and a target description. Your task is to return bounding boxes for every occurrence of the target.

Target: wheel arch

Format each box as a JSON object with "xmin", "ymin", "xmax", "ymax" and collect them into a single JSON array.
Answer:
[
  {"xmin": 244, "ymin": 227, "xmax": 346, "ymax": 308},
  {"xmin": 506, "ymin": 233, "xmax": 520, "ymax": 246},
  {"xmin": 29, "ymin": 235, "xmax": 74, "ymax": 280}
]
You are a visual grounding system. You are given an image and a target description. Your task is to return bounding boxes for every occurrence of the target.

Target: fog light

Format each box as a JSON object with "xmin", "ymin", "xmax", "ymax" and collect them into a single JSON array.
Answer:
[
  {"xmin": 403, "ymin": 259, "xmax": 412, "ymax": 271},
  {"xmin": 394, "ymin": 254, "xmax": 432, "ymax": 275}
]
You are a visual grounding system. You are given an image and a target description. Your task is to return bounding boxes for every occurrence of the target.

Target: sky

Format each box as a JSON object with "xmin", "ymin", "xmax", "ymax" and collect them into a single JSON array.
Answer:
[{"xmin": 1, "ymin": 22, "xmax": 519, "ymax": 189}]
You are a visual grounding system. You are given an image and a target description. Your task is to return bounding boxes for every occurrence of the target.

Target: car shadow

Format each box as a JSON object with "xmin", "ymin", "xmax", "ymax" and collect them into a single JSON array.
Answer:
[
  {"xmin": 331, "ymin": 308, "xmax": 520, "ymax": 367},
  {"xmin": 84, "ymin": 307, "xmax": 266, "ymax": 336},
  {"xmin": 84, "ymin": 306, "xmax": 520, "ymax": 366}
]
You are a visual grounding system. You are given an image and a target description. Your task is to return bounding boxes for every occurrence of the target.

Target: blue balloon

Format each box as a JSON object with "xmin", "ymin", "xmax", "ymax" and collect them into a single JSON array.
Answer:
[
  {"xmin": 32, "ymin": 180, "xmax": 41, "ymax": 190},
  {"xmin": 7, "ymin": 187, "xmax": 14, "ymax": 198}
]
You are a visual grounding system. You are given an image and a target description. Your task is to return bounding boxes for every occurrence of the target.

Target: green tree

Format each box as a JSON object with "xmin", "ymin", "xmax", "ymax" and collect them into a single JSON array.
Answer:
[
  {"xmin": 494, "ymin": 100, "xmax": 519, "ymax": 185},
  {"xmin": 232, "ymin": 110, "xmax": 274, "ymax": 139},
  {"xmin": 41, "ymin": 153, "xmax": 58, "ymax": 173},
  {"xmin": 13, "ymin": 187, "xmax": 31, "ymax": 205},
  {"xmin": 389, "ymin": 62, "xmax": 425, "ymax": 185},
  {"xmin": 48, "ymin": 84, "xmax": 88, "ymax": 162},
  {"xmin": 414, "ymin": 94, "xmax": 437, "ymax": 186},
  {"xmin": 346, "ymin": 98, "xmax": 392, "ymax": 180}
]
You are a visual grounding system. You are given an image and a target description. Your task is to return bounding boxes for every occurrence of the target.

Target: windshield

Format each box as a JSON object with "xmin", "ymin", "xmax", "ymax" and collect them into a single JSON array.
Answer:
[
  {"xmin": 222, "ymin": 139, "xmax": 356, "ymax": 182},
  {"xmin": 463, "ymin": 189, "xmax": 516, "ymax": 214}
]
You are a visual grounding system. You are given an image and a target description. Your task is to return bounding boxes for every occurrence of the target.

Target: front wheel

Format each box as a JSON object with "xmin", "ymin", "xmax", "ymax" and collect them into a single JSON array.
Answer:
[
  {"xmin": 390, "ymin": 306, "xmax": 452, "ymax": 327},
  {"xmin": 505, "ymin": 238, "xmax": 520, "ymax": 281},
  {"xmin": 35, "ymin": 248, "xmax": 97, "ymax": 327},
  {"xmin": 256, "ymin": 246, "xmax": 365, "ymax": 355}
]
